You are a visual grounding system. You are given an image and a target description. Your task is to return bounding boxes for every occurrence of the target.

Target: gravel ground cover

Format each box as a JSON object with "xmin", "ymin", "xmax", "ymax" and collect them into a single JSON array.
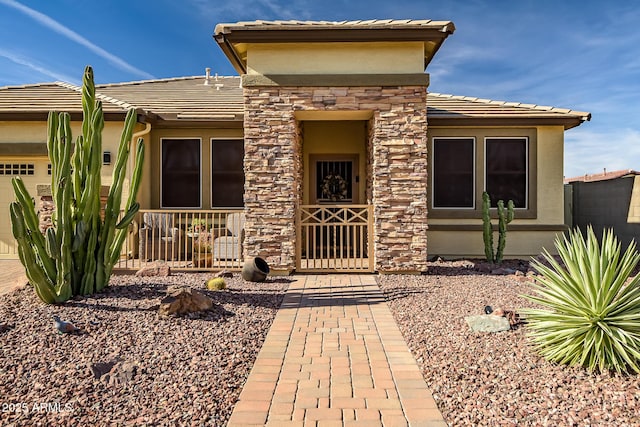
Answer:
[
  {"xmin": 0, "ymin": 272, "xmax": 288, "ymax": 426},
  {"xmin": 378, "ymin": 259, "xmax": 640, "ymax": 427}
]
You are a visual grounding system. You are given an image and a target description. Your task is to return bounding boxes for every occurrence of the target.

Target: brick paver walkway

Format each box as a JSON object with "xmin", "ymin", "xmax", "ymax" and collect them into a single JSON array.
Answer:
[{"xmin": 228, "ymin": 274, "xmax": 446, "ymax": 427}]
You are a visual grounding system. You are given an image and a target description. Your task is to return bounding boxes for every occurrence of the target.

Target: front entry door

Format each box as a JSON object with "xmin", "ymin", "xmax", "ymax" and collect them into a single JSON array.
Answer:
[{"xmin": 311, "ymin": 155, "xmax": 359, "ymax": 204}]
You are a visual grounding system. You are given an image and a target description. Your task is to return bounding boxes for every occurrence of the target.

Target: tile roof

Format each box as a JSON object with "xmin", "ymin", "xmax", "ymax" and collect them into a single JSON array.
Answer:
[
  {"xmin": 564, "ymin": 169, "xmax": 640, "ymax": 184},
  {"xmin": 0, "ymin": 75, "xmax": 590, "ymax": 127},
  {"xmin": 215, "ymin": 19, "xmax": 455, "ymax": 33},
  {"xmin": 95, "ymin": 76, "xmax": 244, "ymax": 121},
  {"xmin": 0, "ymin": 82, "xmax": 127, "ymax": 114},
  {"xmin": 427, "ymin": 92, "xmax": 591, "ymax": 122}
]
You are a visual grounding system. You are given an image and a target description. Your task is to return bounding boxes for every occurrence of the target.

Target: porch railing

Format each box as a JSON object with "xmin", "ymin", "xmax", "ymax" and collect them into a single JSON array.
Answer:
[
  {"xmin": 115, "ymin": 209, "xmax": 244, "ymax": 271},
  {"xmin": 296, "ymin": 204, "xmax": 374, "ymax": 273}
]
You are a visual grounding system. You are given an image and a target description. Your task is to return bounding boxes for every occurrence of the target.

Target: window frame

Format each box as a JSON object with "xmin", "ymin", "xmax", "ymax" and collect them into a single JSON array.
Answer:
[
  {"xmin": 428, "ymin": 130, "xmax": 537, "ymax": 219},
  {"xmin": 431, "ymin": 137, "xmax": 476, "ymax": 210},
  {"xmin": 210, "ymin": 138, "xmax": 245, "ymax": 209},
  {"xmin": 160, "ymin": 137, "xmax": 202, "ymax": 209},
  {"xmin": 483, "ymin": 136, "xmax": 529, "ymax": 210}
]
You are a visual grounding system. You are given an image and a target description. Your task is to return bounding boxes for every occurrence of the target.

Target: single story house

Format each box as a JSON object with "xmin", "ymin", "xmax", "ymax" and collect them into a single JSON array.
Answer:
[{"xmin": 0, "ymin": 19, "xmax": 590, "ymax": 274}]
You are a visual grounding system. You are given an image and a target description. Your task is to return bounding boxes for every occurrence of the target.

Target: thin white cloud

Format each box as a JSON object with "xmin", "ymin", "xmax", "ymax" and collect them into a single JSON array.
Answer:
[
  {"xmin": 0, "ymin": 48, "xmax": 78, "ymax": 84},
  {"xmin": 189, "ymin": 0, "xmax": 311, "ymax": 21},
  {"xmin": 565, "ymin": 128, "xmax": 640, "ymax": 178},
  {"xmin": 0, "ymin": 0, "xmax": 155, "ymax": 80}
]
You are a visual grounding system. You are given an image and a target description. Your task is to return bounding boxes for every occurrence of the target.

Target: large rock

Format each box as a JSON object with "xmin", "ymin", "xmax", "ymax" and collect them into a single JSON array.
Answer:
[
  {"xmin": 159, "ymin": 286, "xmax": 213, "ymax": 316},
  {"xmin": 136, "ymin": 262, "xmax": 171, "ymax": 277},
  {"xmin": 465, "ymin": 314, "xmax": 512, "ymax": 333}
]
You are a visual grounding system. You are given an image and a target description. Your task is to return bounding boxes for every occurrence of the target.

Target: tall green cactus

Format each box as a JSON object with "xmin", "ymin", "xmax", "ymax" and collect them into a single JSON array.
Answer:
[
  {"xmin": 481, "ymin": 191, "xmax": 515, "ymax": 264},
  {"xmin": 9, "ymin": 66, "xmax": 145, "ymax": 304}
]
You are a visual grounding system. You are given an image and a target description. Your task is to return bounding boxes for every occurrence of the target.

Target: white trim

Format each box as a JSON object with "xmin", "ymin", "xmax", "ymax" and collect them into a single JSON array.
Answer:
[
  {"xmin": 210, "ymin": 137, "xmax": 245, "ymax": 209},
  {"xmin": 160, "ymin": 137, "xmax": 202, "ymax": 209},
  {"xmin": 483, "ymin": 136, "xmax": 529, "ymax": 210},
  {"xmin": 431, "ymin": 136, "xmax": 476, "ymax": 210}
]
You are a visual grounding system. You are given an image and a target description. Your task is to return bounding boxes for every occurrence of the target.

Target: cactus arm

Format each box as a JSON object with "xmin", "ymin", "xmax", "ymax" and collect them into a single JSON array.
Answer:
[
  {"xmin": 10, "ymin": 202, "xmax": 59, "ymax": 304},
  {"xmin": 11, "ymin": 177, "xmax": 56, "ymax": 282},
  {"xmin": 496, "ymin": 200, "xmax": 507, "ymax": 264},
  {"xmin": 495, "ymin": 199, "xmax": 515, "ymax": 264},
  {"xmin": 507, "ymin": 200, "xmax": 515, "ymax": 223},
  {"xmin": 100, "ymin": 115, "xmax": 144, "ymax": 288},
  {"xmin": 482, "ymin": 191, "xmax": 494, "ymax": 263}
]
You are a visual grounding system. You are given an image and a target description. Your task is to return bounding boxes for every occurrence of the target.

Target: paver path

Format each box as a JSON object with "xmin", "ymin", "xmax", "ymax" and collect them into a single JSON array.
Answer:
[{"xmin": 228, "ymin": 274, "xmax": 446, "ymax": 427}]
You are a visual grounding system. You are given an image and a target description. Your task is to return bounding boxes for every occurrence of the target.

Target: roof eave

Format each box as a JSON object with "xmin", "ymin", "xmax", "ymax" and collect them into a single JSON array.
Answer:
[
  {"xmin": 214, "ymin": 24, "xmax": 455, "ymax": 74},
  {"xmin": 428, "ymin": 115, "xmax": 590, "ymax": 130}
]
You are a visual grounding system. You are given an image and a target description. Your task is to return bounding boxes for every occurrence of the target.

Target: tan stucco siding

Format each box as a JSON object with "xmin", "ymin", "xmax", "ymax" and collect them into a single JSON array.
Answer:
[
  {"xmin": 536, "ymin": 126, "xmax": 565, "ymax": 224},
  {"xmin": 148, "ymin": 127, "xmax": 244, "ymax": 209},
  {"xmin": 426, "ymin": 125, "xmax": 566, "ymax": 257},
  {"xmin": 246, "ymin": 42, "xmax": 425, "ymax": 75},
  {"xmin": 427, "ymin": 230, "xmax": 562, "ymax": 258},
  {"xmin": 301, "ymin": 121, "xmax": 367, "ymax": 204},
  {"xmin": 0, "ymin": 120, "xmax": 143, "ymax": 189}
]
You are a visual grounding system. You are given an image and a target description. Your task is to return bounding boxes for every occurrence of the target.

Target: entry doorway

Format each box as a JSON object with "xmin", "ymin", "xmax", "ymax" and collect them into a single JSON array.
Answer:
[{"xmin": 310, "ymin": 154, "xmax": 359, "ymax": 204}]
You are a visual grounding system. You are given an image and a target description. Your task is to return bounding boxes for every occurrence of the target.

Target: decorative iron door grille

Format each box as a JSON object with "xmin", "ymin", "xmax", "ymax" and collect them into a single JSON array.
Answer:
[
  {"xmin": 296, "ymin": 205, "xmax": 373, "ymax": 272},
  {"xmin": 316, "ymin": 160, "xmax": 354, "ymax": 203}
]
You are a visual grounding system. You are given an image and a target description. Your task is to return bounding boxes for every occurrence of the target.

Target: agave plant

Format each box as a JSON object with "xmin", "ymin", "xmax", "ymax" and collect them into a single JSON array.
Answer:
[{"xmin": 522, "ymin": 226, "xmax": 640, "ymax": 374}]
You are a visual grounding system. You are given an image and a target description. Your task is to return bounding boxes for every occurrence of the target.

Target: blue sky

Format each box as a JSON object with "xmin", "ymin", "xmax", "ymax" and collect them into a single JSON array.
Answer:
[{"xmin": 0, "ymin": 0, "xmax": 638, "ymax": 178}]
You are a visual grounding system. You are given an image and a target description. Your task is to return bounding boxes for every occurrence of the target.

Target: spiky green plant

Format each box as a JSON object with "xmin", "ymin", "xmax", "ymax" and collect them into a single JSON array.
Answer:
[
  {"xmin": 522, "ymin": 226, "xmax": 640, "ymax": 373},
  {"xmin": 10, "ymin": 66, "xmax": 144, "ymax": 304},
  {"xmin": 482, "ymin": 191, "xmax": 515, "ymax": 263}
]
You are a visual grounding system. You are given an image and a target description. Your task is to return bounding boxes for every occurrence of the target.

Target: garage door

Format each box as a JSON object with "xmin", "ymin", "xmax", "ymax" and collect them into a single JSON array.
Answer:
[{"xmin": 0, "ymin": 158, "xmax": 50, "ymax": 259}]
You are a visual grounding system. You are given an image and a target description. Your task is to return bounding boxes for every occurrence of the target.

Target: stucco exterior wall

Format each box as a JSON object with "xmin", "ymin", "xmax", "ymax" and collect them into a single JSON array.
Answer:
[
  {"xmin": 426, "ymin": 125, "xmax": 566, "ymax": 258},
  {"xmin": 246, "ymin": 42, "xmax": 425, "ymax": 75},
  {"xmin": 0, "ymin": 120, "xmax": 143, "ymax": 191},
  {"xmin": 301, "ymin": 120, "xmax": 367, "ymax": 204}
]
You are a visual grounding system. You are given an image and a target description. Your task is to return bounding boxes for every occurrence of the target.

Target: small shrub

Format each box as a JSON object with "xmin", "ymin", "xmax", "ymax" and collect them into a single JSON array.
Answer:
[
  {"xmin": 207, "ymin": 278, "xmax": 226, "ymax": 291},
  {"xmin": 522, "ymin": 226, "xmax": 640, "ymax": 373}
]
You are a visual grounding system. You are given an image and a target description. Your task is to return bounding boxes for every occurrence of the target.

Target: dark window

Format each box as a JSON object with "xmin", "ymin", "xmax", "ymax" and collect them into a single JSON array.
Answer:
[
  {"xmin": 161, "ymin": 139, "xmax": 200, "ymax": 208},
  {"xmin": 211, "ymin": 139, "xmax": 244, "ymax": 207},
  {"xmin": 433, "ymin": 138, "xmax": 475, "ymax": 208},
  {"xmin": 485, "ymin": 138, "xmax": 527, "ymax": 208}
]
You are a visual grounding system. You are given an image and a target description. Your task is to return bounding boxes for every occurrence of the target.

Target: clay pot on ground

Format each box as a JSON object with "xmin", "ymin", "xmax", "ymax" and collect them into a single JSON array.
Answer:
[{"xmin": 241, "ymin": 257, "xmax": 270, "ymax": 282}]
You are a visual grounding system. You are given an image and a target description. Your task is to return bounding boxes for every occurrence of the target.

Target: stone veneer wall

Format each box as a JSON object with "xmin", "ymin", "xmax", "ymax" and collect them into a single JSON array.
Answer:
[{"xmin": 243, "ymin": 85, "xmax": 428, "ymax": 272}]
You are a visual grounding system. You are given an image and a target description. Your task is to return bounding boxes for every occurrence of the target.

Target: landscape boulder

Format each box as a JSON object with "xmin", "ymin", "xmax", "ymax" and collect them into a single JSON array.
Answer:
[
  {"xmin": 465, "ymin": 314, "xmax": 512, "ymax": 333},
  {"xmin": 135, "ymin": 261, "xmax": 171, "ymax": 277},
  {"xmin": 159, "ymin": 286, "xmax": 213, "ymax": 316}
]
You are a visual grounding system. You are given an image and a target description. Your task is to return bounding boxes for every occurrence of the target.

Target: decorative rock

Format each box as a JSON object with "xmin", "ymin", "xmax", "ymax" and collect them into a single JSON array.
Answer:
[
  {"xmin": 465, "ymin": 314, "xmax": 511, "ymax": 332},
  {"xmin": 159, "ymin": 286, "xmax": 213, "ymax": 316},
  {"xmin": 215, "ymin": 270, "xmax": 233, "ymax": 278},
  {"xmin": 105, "ymin": 361, "xmax": 138, "ymax": 386},
  {"xmin": 135, "ymin": 261, "xmax": 171, "ymax": 277},
  {"xmin": 206, "ymin": 278, "xmax": 227, "ymax": 291}
]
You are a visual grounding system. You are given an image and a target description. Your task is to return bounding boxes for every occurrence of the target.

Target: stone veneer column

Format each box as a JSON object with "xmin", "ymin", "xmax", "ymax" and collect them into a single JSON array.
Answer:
[
  {"xmin": 243, "ymin": 87, "xmax": 302, "ymax": 272},
  {"xmin": 243, "ymin": 85, "xmax": 428, "ymax": 273},
  {"xmin": 371, "ymin": 87, "xmax": 428, "ymax": 272}
]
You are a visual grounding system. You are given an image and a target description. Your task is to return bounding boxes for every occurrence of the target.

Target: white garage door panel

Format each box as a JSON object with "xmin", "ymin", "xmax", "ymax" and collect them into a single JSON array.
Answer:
[{"xmin": 0, "ymin": 159, "xmax": 49, "ymax": 259}]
